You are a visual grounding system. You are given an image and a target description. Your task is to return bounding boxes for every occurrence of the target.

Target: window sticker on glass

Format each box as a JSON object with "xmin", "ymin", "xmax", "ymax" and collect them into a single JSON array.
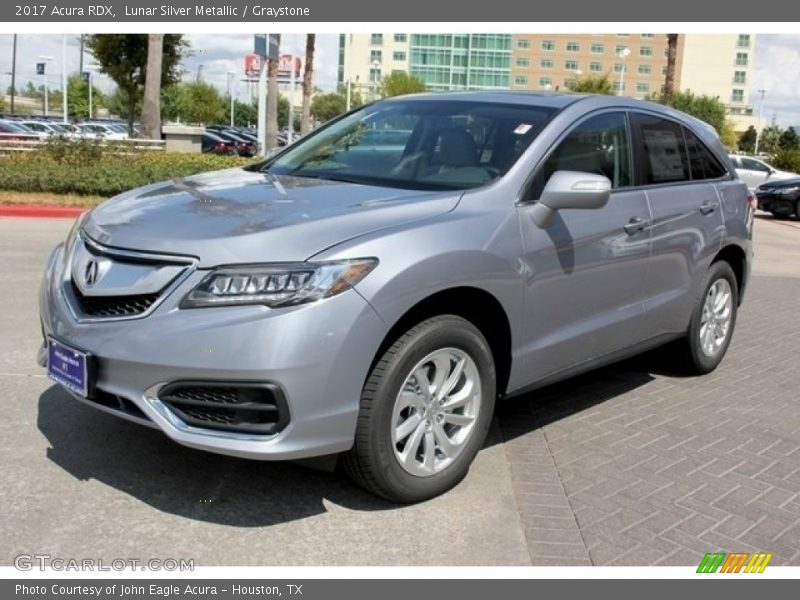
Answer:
[{"xmin": 514, "ymin": 123, "xmax": 533, "ymax": 135}]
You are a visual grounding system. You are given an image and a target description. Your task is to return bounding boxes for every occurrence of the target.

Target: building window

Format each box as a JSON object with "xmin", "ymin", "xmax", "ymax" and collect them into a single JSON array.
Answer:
[
  {"xmin": 589, "ymin": 61, "xmax": 603, "ymax": 72},
  {"xmin": 541, "ymin": 40, "xmax": 555, "ymax": 51},
  {"xmin": 591, "ymin": 43, "xmax": 604, "ymax": 54},
  {"xmin": 370, "ymin": 67, "xmax": 381, "ymax": 83},
  {"xmin": 639, "ymin": 46, "xmax": 653, "ymax": 57},
  {"xmin": 641, "ymin": 33, "xmax": 655, "ymax": 38},
  {"xmin": 566, "ymin": 42, "xmax": 580, "ymax": 52},
  {"xmin": 370, "ymin": 34, "xmax": 383, "ymax": 45},
  {"xmin": 737, "ymin": 34, "xmax": 750, "ymax": 48},
  {"xmin": 735, "ymin": 52, "xmax": 748, "ymax": 66},
  {"xmin": 614, "ymin": 62, "xmax": 624, "ymax": 73},
  {"xmin": 394, "ymin": 34, "xmax": 407, "ymax": 43},
  {"xmin": 638, "ymin": 64, "xmax": 651, "ymax": 75},
  {"xmin": 539, "ymin": 76, "xmax": 552, "ymax": 89},
  {"xmin": 565, "ymin": 60, "xmax": 579, "ymax": 71},
  {"xmin": 636, "ymin": 82, "xmax": 650, "ymax": 94},
  {"xmin": 733, "ymin": 70, "xmax": 746, "ymax": 84},
  {"xmin": 370, "ymin": 50, "xmax": 382, "ymax": 63},
  {"xmin": 731, "ymin": 89, "xmax": 745, "ymax": 103},
  {"xmin": 662, "ymin": 66, "xmax": 668, "ymax": 76},
  {"xmin": 516, "ymin": 57, "xmax": 530, "ymax": 68},
  {"xmin": 616, "ymin": 33, "xmax": 630, "ymax": 37},
  {"xmin": 615, "ymin": 45, "xmax": 629, "ymax": 55},
  {"xmin": 514, "ymin": 75, "xmax": 528, "ymax": 86},
  {"xmin": 614, "ymin": 81, "xmax": 625, "ymax": 91},
  {"xmin": 516, "ymin": 38, "xmax": 531, "ymax": 49},
  {"xmin": 540, "ymin": 58, "xmax": 554, "ymax": 69},
  {"xmin": 393, "ymin": 51, "xmax": 406, "ymax": 61}
]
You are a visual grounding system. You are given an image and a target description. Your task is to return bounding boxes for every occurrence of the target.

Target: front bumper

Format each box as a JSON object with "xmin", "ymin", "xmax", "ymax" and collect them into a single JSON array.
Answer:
[
  {"xmin": 756, "ymin": 192, "xmax": 799, "ymax": 216},
  {"xmin": 38, "ymin": 243, "xmax": 388, "ymax": 460}
]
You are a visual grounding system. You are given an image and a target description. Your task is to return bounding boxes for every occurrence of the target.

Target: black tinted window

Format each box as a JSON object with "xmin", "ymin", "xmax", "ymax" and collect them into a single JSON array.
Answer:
[
  {"xmin": 684, "ymin": 128, "xmax": 728, "ymax": 180},
  {"xmin": 635, "ymin": 114, "xmax": 690, "ymax": 184}
]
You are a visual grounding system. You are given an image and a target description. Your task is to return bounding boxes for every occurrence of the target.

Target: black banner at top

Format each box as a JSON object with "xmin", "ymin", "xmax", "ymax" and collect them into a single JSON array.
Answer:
[{"xmin": 2, "ymin": 0, "xmax": 798, "ymax": 22}]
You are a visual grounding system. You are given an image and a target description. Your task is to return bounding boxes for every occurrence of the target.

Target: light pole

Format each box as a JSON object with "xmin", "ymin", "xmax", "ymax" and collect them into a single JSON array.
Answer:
[
  {"xmin": 617, "ymin": 48, "xmax": 630, "ymax": 96},
  {"xmin": 62, "ymin": 35, "xmax": 68, "ymax": 124},
  {"xmin": 86, "ymin": 64, "xmax": 100, "ymax": 119},
  {"xmin": 196, "ymin": 64, "xmax": 204, "ymax": 82},
  {"xmin": 371, "ymin": 60, "xmax": 380, "ymax": 100},
  {"xmin": 754, "ymin": 88, "xmax": 767, "ymax": 155},
  {"xmin": 227, "ymin": 71, "xmax": 236, "ymax": 127},
  {"xmin": 39, "ymin": 55, "xmax": 54, "ymax": 116},
  {"xmin": 345, "ymin": 34, "xmax": 353, "ymax": 111}
]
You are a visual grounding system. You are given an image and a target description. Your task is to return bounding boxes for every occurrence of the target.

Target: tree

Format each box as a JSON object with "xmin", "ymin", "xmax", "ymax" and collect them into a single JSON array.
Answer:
[
  {"xmin": 310, "ymin": 93, "xmax": 346, "ymax": 123},
  {"xmin": 301, "ymin": 34, "xmax": 315, "ymax": 135},
  {"xmin": 720, "ymin": 119, "xmax": 739, "ymax": 150},
  {"xmin": 568, "ymin": 74, "xmax": 614, "ymax": 94},
  {"xmin": 663, "ymin": 34, "xmax": 679, "ymax": 105},
  {"xmin": 739, "ymin": 125, "xmax": 757, "ymax": 153},
  {"xmin": 668, "ymin": 91, "xmax": 727, "ymax": 135},
  {"xmin": 63, "ymin": 74, "xmax": 104, "ymax": 118},
  {"xmin": 380, "ymin": 71, "xmax": 426, "ymax": 97},
  {"xmin": 85, "ymin": 34, "xmax": 187, "ymax": 134},
  {"xmin": 266, "ymin": 33, "xmax": 281, "ymax": 150},
  {"xmin": 160, "ymin": 81, "xmax": 226, "ymax": 124},
  {"xmin": 23, "ymin": 81, "xmax": 40, "ymax": 98},
  {"xmin": 233, "ymin": 99, "xmax": 258, "ymax": 128},
  {"xmin": 142, "ymin": 34, "xmax": 164, "ymax": 139},
  {"xmin": 778, "ymin": 126, "xmax": 799, "ymax": 151},
  {"xmin": 759, "ymin": 125, "xmax": 783, "ymax": 155}
]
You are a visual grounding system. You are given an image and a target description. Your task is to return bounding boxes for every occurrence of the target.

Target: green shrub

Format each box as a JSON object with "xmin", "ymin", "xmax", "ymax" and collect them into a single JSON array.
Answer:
[
  {"xmin": 0, "ymin": 149, "xmax": 252, "ymax": 197},
  {"xmin": 770, "ymin": 149, "xmax": 800, "ymax": 173}
]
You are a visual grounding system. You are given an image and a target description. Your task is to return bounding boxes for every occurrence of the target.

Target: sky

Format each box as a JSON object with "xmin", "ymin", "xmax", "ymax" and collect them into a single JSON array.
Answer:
[{"xmin": 1, "ymin": 33, "xmax": 798, "ymax": 127}]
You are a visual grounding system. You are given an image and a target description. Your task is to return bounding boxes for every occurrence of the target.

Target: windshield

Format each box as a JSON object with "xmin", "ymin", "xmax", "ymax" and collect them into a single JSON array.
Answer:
[{"xmin": 266, "ymin": 99, "xmax": 556, "ymax": 190}]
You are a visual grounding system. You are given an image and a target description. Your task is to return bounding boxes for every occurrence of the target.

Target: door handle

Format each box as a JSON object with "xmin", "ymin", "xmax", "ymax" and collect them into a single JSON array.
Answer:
[
  {"xmin": 624, "ymin": 216, "xmax": 650, "ymax": 235},
  {"xmin": 699, "ymin": 201, "xmax": 717, "ymax": 215}
]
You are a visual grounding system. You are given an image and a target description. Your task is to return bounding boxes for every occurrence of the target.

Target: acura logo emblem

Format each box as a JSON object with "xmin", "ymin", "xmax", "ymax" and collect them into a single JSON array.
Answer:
[{"xmin": 84, "ymin": 259, "xmax": 101, "ymax": 287}]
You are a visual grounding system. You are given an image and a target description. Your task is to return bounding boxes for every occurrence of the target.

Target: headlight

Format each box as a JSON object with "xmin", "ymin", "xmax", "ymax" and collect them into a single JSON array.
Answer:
[
  {"xmin": 778, "ymin": 186, "xmax": 800, "ymax": 195},
  {"xmin": 181, "ymin": 259, "xmax": 378, "ymax": 309}
]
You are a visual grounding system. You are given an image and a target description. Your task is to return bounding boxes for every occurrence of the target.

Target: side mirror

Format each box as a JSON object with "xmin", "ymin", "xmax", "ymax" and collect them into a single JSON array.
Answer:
[{"xmin": 530, "ymin": 170, "xmax": 612, "ymax": 229}]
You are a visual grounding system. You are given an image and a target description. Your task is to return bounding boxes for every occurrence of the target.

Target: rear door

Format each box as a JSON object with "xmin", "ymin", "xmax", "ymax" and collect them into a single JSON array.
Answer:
[{"xmin": 631, "ymin": 112, "xmax": 726, "ymax": 335}]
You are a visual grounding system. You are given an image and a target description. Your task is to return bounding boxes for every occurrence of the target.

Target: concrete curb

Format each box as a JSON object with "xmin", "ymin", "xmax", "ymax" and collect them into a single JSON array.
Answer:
[{"xmin": 0, "ymin": 205, "xmax": 85, "ymax": 219}]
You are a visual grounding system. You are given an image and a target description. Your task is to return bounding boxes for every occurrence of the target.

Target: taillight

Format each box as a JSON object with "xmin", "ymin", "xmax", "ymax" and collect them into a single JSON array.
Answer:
[{"xmin": 214, "ymin": 142, "xmax": 226, "ymax": 152}]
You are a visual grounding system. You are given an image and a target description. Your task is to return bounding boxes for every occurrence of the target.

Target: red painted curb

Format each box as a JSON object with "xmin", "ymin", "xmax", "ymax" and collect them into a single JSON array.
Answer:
[{"xmin": 0, "ymin": 205, "xmax": 86, "ymax": 219}]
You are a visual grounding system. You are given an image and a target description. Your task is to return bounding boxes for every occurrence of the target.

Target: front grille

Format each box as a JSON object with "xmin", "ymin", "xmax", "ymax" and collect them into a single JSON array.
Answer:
[
  {"xmin": 71, "ymin": 281, "xmax": 160, "ymax": 318},
  {"xmin": 159, "ymin": 382, "xmax": 289, "ymax": 435}
]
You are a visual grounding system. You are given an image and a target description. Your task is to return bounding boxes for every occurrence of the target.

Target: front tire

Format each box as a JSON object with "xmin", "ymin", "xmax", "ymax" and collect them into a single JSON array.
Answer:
[
  {"xmin": 679, "ymin": 261, "xmax": 739, "ymax": 374},
  {"xmin": 342, "ymin": 315, "xmax": 496, "ymax": 503}
]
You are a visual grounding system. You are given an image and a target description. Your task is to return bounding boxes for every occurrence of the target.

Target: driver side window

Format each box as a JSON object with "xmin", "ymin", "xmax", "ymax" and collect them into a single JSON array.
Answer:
[{"xmin": 527, "ymin": 112, "xmax": 631, "ymax": 200}]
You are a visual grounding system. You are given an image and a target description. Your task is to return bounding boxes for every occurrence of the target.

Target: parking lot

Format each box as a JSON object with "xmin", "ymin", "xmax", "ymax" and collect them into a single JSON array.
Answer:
[{"xmin": 1, "ymin": 214, "xmax": 799, "ymax": 566}]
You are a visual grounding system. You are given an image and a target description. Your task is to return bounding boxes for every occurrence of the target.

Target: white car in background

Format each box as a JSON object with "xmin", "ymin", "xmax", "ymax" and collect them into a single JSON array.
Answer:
[
  {"xmin": 18, "ymin": 120, "xmax": 69, "ymax": 138},
  {"xmin": 78, "ymin": 122, "xmax": 129, "ymax": 141},
  {"xmin": 728, "ymin": 154, "xmax": 797, "ymax": 190}
]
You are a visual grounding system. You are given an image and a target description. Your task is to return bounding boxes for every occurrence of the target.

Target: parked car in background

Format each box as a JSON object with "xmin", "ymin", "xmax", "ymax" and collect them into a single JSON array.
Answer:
[
  {"xmin": 728, "ymin": 154, "xmax": 796, "ymax": 190},
  {"xmin": 77, "ymin": 122, "xmax": 128, "ymax": 141},
  {"xmin": 201, "ymin": 131, "xmax": 237, "ymax": 155},
  {"xmin": 206, "ymin": 128, "xmax": 257, "ymax": 157},
  {"xmin": 38, "ymin": 92, "xmax": 753, "ymax": 502},
  {"xmin": 755, "ymin": 177, "xmax": 800, "ymax": 219},
  {"xmin": 0, "ymin": 119, "xmax": 38, "ymax": 140}
]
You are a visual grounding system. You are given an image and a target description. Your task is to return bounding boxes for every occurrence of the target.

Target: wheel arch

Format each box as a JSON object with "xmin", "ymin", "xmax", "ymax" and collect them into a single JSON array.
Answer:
[{"xmin": 711, "ymin": 243, "xmax": 748, "ymax": 305}]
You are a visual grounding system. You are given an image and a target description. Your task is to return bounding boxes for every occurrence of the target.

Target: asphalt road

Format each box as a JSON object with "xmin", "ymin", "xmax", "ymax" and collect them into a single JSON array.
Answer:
[{"xmin": 1, "ymin": 213, "xmax": 798, "ymax": 566}]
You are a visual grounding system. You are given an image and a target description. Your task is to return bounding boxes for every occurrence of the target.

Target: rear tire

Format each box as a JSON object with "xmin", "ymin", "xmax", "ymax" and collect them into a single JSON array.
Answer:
[
  {"xmin": 677, "ymin": 261, "xmax": 739, "ymax": 374},
  {"xmin": 342, "ymin": 315, "xmax": 496, "ymax": 503}
]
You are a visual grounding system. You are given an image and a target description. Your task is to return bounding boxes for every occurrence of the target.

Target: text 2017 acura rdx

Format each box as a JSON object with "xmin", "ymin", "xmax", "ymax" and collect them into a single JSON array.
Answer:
[{"xmin": 39, "ymin": 92, "xmax": 753, "ymax": 502}]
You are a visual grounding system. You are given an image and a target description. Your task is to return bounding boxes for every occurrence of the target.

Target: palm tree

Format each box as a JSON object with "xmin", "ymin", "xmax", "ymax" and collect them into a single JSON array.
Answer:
[
  {"xmin": 300, "ymin": 34, "xmax": 316, "ymax": 135},
  {"xmin": 266, "ymin": 34, "xmax": 281, "ymax": 150},
  {"xmin": 141, "ymin": 34, "xmax": 164, "ymax": 139},
  {"xmin": 663, "ymin": 34, "xmax": 679, "ymax": 105}
]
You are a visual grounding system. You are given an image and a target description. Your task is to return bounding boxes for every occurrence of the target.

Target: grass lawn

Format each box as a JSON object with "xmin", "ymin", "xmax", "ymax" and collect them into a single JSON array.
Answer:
[{"xmin": 0, "ymin": 191, "xmax": 105, "ymax": 208}]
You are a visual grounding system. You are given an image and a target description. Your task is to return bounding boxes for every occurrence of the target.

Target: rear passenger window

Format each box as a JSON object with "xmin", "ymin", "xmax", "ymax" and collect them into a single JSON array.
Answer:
[
  {"xmin": 635, "ymin": 114, "xmax": 690, "ymax": 184},
  {"xmin": 684, "ymin": 128, "xmax": 727, "ymax": 180},
  {"xmin": 528, "ymin": 112, "xmax": 631, "ymax": 200}
]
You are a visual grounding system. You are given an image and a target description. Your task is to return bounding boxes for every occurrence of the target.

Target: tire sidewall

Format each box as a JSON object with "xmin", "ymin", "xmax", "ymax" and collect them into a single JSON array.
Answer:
[{"xmin": 366, "ymin": 317, "xmax": 496, "ymax": 502}]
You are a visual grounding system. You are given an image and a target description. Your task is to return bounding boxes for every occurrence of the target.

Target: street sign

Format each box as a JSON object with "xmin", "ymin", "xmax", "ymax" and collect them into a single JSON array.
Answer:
[
  {"xmin": 244, "ymin": 54, "xmax": 261, "ymax": 78},
  {"xmin": 254, "ymin": 34, "xmax": 280, "ymax": 61},
  {"xmin": 36, "ymin": 62, "xmax": 45, "ymax": 75},
  {"xmin": 81, "ymin": 71, "xmax": 90, "ymax": 83}
]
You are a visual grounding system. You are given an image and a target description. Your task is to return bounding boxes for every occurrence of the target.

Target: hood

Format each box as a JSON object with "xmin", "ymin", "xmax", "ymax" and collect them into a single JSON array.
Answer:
[
  {"xmin": 757, "ymin": 176, "xmax": 800, "ymax": 191},
  {"xmin": 83, "ymin": 168, "xmax": 461, "ymax": 266}
]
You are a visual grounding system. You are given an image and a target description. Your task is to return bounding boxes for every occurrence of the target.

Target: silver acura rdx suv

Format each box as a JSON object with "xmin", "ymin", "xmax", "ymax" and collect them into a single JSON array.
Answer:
[{"xmin": 39, "ymin": 92, "xmax": 753, "ymax": 502}]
